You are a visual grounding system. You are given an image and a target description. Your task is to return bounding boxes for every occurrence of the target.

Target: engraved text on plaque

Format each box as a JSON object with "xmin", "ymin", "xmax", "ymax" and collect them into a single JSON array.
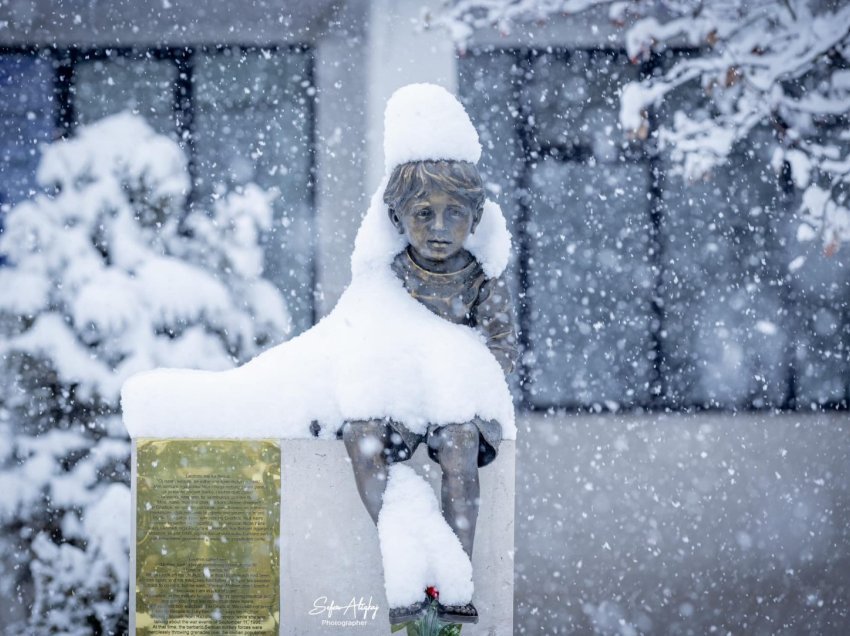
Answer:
[{"xmin": 135, "ymin": 439, "xmax": 280, "ymax": 635}]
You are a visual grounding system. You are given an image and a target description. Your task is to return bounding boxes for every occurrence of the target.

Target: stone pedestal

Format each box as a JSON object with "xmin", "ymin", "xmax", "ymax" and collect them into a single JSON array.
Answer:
[{"xmin": 131, "ymin": 438, "xmax": 515, "ymax": 635}]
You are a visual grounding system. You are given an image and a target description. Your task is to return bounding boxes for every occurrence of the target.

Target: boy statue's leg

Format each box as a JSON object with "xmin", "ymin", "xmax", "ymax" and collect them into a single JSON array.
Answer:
[
  {"xmin": 344, "ymin": 420, "xmax": 431, "ymax": 624},
  {"xmin": 428, "ymin": 422, "xmax": 481, "ymax": 559},
  {"xmin": 341, "ymin": 420, "xmax": 390, "ymax": 525}
]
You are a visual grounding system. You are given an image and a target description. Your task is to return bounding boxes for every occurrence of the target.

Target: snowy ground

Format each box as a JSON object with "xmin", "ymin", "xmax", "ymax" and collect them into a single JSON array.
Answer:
[{"xmin": 513, "ymin": 411, "xmax": 850, "ymax": 635}]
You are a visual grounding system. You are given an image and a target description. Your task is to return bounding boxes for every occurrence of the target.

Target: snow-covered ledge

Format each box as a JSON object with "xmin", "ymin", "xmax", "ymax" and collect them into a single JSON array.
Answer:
[{"xmin": 129, "ymin": 437, "xmax": 515, "ymax": 635}]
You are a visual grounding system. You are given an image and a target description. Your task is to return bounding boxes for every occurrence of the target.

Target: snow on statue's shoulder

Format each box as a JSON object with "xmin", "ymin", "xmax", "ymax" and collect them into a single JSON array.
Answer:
[
  {"xmin": 121, "ymin": 82, "xmax": 516, "ymax": 442},
  {"xmin": 465, "ymin": 199, "xmax": 511, "ymax": 279}
]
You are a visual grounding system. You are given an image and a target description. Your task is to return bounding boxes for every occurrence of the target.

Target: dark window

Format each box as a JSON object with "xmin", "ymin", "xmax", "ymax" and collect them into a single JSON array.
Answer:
[
  {"xmin": 0, "ymin": 46, "xmax": 316, "ymax": 330},
  {"xmin": 0, "ymin": 53, "xmax": 54, "ymax": 210},
  {"xmin": 459, "ymin": 48, "xmax": 850, "ymax": 412},
  {"xmin": 74, "ymin": 51, "xmax": 179, "ymax": 134}
]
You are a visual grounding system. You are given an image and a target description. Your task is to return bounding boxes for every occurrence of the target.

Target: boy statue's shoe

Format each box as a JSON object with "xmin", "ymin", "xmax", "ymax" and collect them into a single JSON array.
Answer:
[
  {"xmin": 388, "ymin": 598, "xmax": 428, "ymax": 625},
  {"xmin": 437, "ymin": 601, "xmax": 479, "ymax": 624}
]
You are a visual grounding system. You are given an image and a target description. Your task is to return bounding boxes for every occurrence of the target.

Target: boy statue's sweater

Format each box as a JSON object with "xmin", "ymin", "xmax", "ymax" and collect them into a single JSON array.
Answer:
[{"xmin": 391, "ymin": 246, "xmax": 518, "ymax": 376}]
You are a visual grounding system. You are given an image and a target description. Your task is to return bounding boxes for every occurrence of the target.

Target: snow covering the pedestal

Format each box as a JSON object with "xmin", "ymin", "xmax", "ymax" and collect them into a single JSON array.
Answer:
[
  {"xmin": 122, "ymin": 83, "xmax": 515, "ymax": 440},
  {"xmin": 121, "ymin": 254, "xmax": 515, "ymax": 439},
  {"xmin": 378, "ymin": 464, "xmax": 474, "ymax": 607}
]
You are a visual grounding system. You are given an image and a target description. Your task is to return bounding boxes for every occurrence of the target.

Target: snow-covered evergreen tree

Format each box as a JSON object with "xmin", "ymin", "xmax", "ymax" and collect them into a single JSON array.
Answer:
[{"xmin": 0, "ymin": 112, "xmax": 291, "ymax": 634}]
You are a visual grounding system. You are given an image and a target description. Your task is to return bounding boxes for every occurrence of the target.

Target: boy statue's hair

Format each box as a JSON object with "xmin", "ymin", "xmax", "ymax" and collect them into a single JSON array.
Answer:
[{"xmin": 383, "ymin": 160, "xmax": 486, "ymax": 218}]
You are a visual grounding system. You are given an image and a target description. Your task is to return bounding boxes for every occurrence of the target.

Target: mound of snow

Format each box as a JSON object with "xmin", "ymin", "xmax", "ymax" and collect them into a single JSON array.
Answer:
[
  {"xmin": 377, "ymin": 464, "xmax": 473, "ymax": 607},
  {"xmin": 122, "ymin": 265, "xmax": 515, "ymax": 439},
  {"xmin": 383, "ymin": 83, "xmax": 481, "ymax": 173}
]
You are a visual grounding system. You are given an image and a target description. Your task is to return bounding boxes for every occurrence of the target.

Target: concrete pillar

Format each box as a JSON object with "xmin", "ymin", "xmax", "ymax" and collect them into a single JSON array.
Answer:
[
  {"xmin": 313, "ymin": 0, "xmax": 370, "ymax": 317},
  {"xmin": 364, "ymin": 0, "xmax": 459, "ymax": 195},
  {"xmin": 280, "ymin": 439, "xmax": 515, "ymax": 634}
]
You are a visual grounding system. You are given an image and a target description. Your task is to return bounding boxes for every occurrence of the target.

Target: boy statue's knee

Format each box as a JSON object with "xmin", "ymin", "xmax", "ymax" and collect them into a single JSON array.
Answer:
[
  {"xmin": 342, "ymin": 420, "xmax": 386, "ymax": 447},
  {"xmin": 431, "ymin": 421, "xmax": 479, "ymax": 456}
]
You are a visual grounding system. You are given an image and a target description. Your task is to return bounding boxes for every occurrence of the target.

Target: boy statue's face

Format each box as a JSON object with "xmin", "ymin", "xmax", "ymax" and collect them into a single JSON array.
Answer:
[{"xmin": 389, "ymin": 187, "xmax": 481, "ymax": 267}]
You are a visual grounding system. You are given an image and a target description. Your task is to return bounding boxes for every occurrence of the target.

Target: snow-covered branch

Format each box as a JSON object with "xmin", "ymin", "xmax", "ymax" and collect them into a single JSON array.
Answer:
[
  {"xmin": 433, "ymin": 0, "xmax": 850, "ymax": 253},
  {"xmin": 430, "ymin": 0, "xmax": 614, "ymax": 42}
]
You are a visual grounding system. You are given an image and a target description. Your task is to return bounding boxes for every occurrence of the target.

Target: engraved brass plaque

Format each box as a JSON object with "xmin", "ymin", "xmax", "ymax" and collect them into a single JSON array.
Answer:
[{"xmin": 135, "ymin": 439, "xmax": 280, "ymax": 635}]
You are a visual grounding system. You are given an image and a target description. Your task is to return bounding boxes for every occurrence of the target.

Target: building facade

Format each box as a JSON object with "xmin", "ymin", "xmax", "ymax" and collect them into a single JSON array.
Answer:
[
  {"xmin": 2, "ymin": 0, "xmax": 846, "ymax": 411},
  {"xmin": 2, "ymin": 0, "xmax": 849, "ymax": 632}
]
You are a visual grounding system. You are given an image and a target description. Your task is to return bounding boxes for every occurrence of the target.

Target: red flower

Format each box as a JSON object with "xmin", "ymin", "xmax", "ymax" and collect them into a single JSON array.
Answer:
[{"xmin": 425, "ymin": 586, "xmax": 439, "ymax": 600}]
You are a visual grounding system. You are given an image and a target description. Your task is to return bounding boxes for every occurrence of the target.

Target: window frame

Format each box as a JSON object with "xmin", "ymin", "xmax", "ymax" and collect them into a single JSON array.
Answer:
[{"xmin": 460, "ymin": 46, "xmax": 849, "ymax": 414}]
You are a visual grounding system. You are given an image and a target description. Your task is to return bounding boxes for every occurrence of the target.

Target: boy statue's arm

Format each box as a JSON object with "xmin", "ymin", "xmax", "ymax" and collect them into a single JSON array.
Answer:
[{"xmin": 473, "ymin": 272, "xmax": 519, "ymax": 376}]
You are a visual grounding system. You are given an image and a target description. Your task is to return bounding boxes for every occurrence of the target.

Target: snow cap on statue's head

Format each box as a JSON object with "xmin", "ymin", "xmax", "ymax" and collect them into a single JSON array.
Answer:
[{"xmin": 383, "ymin": 83, "xmax": 482, "ymax": 173}]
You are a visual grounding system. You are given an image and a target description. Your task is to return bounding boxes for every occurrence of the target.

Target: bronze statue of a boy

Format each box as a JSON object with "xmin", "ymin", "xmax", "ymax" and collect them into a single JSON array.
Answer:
[{"xmin": 341, "ymin": 158, "xmax": 518, "ymax": 625}]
